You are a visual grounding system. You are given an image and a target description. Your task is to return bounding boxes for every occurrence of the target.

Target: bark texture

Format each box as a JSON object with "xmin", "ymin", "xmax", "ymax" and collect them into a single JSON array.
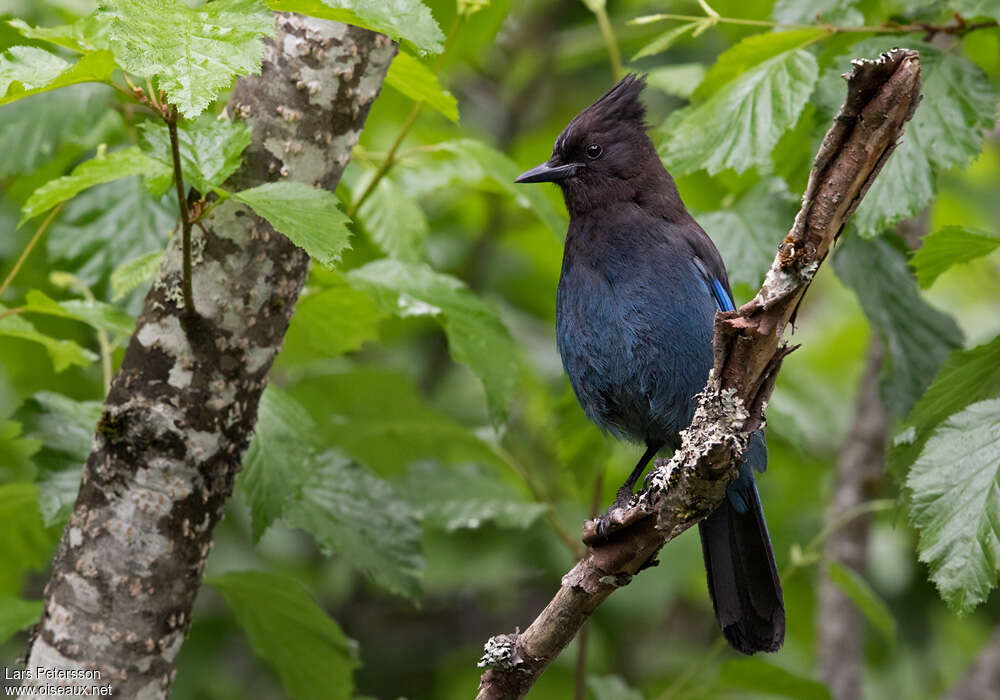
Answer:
[
  {"xmin": 24, "ymin": 15, "xmax": 395, "ymax": 698},
  {"xmin": 817, "ymin": 339, "xmax": 888, "ymax": 700},
  {"xmin": 477, "ymin": 48, "xmax": 923, "ymax": 700}
]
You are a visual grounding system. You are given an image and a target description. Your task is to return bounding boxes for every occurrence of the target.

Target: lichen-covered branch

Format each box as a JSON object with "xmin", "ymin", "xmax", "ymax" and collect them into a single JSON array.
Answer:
[
  {"xmin": 476, "ymin": 48, "xmax": 922, "ymax": 700},
  {"xmin": 24, "ymin": 15, "xmax": 395, "ymax": 699}
]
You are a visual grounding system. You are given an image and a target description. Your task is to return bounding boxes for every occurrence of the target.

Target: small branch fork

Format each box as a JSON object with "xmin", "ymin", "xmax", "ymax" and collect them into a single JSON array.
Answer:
[{"xmin": 475, "ymin": 48, "xmax": 922, "ymax": 700}]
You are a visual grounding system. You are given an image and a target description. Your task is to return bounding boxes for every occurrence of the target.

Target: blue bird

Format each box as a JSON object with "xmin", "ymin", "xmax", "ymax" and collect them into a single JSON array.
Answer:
[{"xmin": 516, "ymin": 75, "xmax": 784, "ymax": 654}]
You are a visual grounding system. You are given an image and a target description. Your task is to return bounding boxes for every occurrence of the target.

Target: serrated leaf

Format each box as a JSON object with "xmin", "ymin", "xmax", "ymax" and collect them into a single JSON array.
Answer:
[
  {"xmin": 890, "ymin": 334, "xmax": 1000, "ymax": 478},
  {"xmin": 111, "ymin": 250, "xmax": 164, "ymax": 301},
  {"xmin": 239, "ymin": 386, "xmax": 319, "ymax": 540},
  {"xmin": 24, "ymin": 290, "xmax": 135, "ymax": 337},
  {"xmin": 910, "ymin": 226, "xmax": 1000, "ymax": 288},
  {"xmin": 631, "ymin": 22, "xmax": 700, "ymax": 61},
  {"xmin": 692, "ymin": 29, "xmax": 827, "ymax": 102},
  {"xmin": 347, "ymin": 259, "xmax": 517, "ymax": 424},
  {"xmin": 437, "ymin": 138, "xmax": 566, "ymax": 236},
  {"xmin": 282, "ymin": 280, "xmax": 384, "ymax": 361},
  {"xmin": 287, "ymin": 369, "xmax": 506, "ymax": 476},
  {"xmin": 18, "ymin": 392, "xmax": 101, "ymax": 462},
  {"xmin": 659, "ymin": 48, "xmax": 818, "ymax": 175},
  {"xmin": 355, "ymin": 176, "xmax": 428, "ymax": 262},
  {"xmin": 717, "ymin": 658, "xmax": 832, "ymax": 699},
  {"xmin": 99, "ymin": 0, "xmax": 274, "ymax": 118},
  {"xmin": 232, "ymin": 182, "xmax": 352, "ymax": 268},
  {"xmin": 140, "ymin": 116, "xmax": 251, "ymax": 194},
  {"xmin": 907, "ymin": 399, "xmax": 1000, "ymax": 612},
  {"xmin": 385, "ymin": 51, "xmax": 458, "ymax": 122},
  {"xmin": 772, "ymin": 0, "xmax": 863, "ymax": 26},
  {"xmin": 207, "ymin": 570, "xmax": 359, "ymax": 700},
  {"xmin": 834, "ymin": 235, "xmax": 963, "ymax": 417},
  {"xmin": 823, "ymin": 39, "xmax": 997, "ymax": 236},
  {"xmin": 0, "ymin": 483, "xmax": 55, "ymax": 595},
  {"xmin": 402, "ymin": 462, "xmax": 548, "ymax": 531},
  {"xmin": 643, "ymin": 63, "xmax": 706, "ymax": 100},
  {"xmin": 695, "ymin": 178, "xmax": 796, "ymax": 288},
  {"xmin": 284, "ymin": 451, "xmax": 424, "ymax": 599},
  {"xmin": 20, "ymin": 146, "xmax": 172, "ymax": 224},
  {"xmin": 8, "ymin": 14, "xmax": 112, "ymax": 53},
  {"xmin": 0, "ymin": 46, "xmax": 114, "ymax": 106},
  {"xmin": 37, "ymin": 469, "xmax": 82, "ymax": 527},
  {"xmin": 0, "ymin": 307, "xmax": 97, "ymax": 372},
  {"xmin": 588, "ymin": 674, "xmax": 643, "ymax": 700},
  {"xmin": 826, "ymin": 560, "xmax": 896, "ymax": 643},
  {"xmin": 0, "ymin": 597, "xmax": 43, "ymax": 645},
  {"xmin": 266, "ymin": 0, "xmax": 445, "ymax": 55},
  {"xmin": 47, "ymin": 178, "xmax": 176, "ymax": 286}
]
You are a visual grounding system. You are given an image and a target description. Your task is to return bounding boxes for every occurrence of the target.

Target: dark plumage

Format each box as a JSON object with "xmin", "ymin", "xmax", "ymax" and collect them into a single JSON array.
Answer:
[{"xmin": 516, "ymin": 74, "xmax": 785, "ymax": 654}]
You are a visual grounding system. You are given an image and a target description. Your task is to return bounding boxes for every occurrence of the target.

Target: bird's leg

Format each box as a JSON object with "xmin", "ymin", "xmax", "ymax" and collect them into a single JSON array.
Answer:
[{"xmin": 594, "ymin": 442, "xmax": 662, "ymax": 541}]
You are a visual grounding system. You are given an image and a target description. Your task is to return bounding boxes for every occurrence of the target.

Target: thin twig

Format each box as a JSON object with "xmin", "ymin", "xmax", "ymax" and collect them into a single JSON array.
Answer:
[
  {"xmin": 165, "ymin": 106, "xmax": 195, "ymax": 315},
  {"xmin": 0, "ymin": 202, "xmax": 65, "ymax": 300},
  {"xmin": 593, "ymin": 5, "xmax": 623, "ymax": 80}
]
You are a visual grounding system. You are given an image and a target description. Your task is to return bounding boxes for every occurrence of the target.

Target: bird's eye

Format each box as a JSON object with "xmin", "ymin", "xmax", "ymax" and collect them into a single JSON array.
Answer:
[{"xmin": 585, "ymin": 144, "xmax": 603, "ymax": 160}]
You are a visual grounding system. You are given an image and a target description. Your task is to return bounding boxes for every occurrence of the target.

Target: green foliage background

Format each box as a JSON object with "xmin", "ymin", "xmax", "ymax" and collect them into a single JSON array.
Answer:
[{"xmin": 1, "ymin": 0, "xmax": 999, "ymax": 698}]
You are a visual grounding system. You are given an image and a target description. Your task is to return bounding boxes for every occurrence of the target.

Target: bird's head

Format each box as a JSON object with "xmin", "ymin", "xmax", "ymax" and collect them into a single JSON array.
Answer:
[{"xmin": 516, "ymin": 74, "xmax": 661, "ymax": 214}]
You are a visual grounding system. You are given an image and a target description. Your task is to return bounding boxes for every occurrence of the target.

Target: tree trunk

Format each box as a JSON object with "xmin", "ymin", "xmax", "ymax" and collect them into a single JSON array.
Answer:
[{"xmin": 24, "ymin": 14, "xmax": 395, "ymax": 698}]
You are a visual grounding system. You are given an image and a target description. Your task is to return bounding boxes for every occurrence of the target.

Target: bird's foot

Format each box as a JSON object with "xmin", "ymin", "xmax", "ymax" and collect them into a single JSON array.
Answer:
[{"xmin": 582, "ymin": 486, "xmax": 653, "ymax": 546}]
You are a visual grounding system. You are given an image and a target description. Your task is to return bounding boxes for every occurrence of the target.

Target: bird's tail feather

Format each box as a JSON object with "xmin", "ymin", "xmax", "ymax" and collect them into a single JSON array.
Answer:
[{"xmin": 698, "ymin": 484, "xmax": 785, "ymax": 654}]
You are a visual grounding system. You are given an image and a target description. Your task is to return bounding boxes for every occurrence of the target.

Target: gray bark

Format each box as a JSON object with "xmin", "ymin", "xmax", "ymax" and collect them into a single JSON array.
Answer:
[
  {"xmin": 817, "ymin": 339, "xmax": 888, "ymax": 700},
  {"xmin": 23, "ymin": 15, "xmax": 395, "ymax": 698}
]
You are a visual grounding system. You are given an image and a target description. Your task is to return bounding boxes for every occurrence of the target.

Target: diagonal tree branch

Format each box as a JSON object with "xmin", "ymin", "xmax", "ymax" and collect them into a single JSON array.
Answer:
[
  {"xmin": 476, "ymin": 48, "xmax": 922, "ymax": 699},
  {"xmin": 23, "ymin": 14, "xmax": 396, "ymax": 698}
]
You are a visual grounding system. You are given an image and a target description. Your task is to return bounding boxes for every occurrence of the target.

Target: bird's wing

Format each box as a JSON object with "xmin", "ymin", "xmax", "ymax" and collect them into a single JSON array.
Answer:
[{"xmin": 691, "ymin": 256, "xmax": 736, "ymax": 312}]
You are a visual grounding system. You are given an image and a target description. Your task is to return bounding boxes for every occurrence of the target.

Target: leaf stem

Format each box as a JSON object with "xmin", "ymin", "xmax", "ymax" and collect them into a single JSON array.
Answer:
[
  {"xmin": 165, "ymin": 106, "xmax": 196, "ymax": 316},
  {"xmin": 0, "ymin": 202, "xmax": 65, "ymax": 300},
  {"xmin": 347, "ymin": 103, "xmax": 421, "ymax": 217},
  {"xmin": 593, "ymin": 5, "xmax": 624, "ymax": 80},
  {"xmin": 0, "ymin": 306, "xmax": 27, "ymax": 321},
  {"xmin": 632, "ymin": 12, "xmax": 997, "ymax": 36}
]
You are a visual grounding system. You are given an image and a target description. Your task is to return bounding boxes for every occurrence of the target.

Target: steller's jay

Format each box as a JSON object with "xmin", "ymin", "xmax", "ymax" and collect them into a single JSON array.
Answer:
[{"xmin": 515, "ymin": 74, "xmax": 784, "ymax": 654}]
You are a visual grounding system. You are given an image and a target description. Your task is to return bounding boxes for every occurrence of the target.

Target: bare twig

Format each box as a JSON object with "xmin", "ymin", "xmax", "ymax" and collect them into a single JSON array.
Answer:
[
  {"xmin": 476, "ymin": 48, "xmax": 922, "ymax": 699},
  {"xmin": 165, "ymin": 106, "xmax": 195, "ymax": 315},
  {"xmin": 0, "ymin": 202, "xmax": 65, "ymax": 299}
]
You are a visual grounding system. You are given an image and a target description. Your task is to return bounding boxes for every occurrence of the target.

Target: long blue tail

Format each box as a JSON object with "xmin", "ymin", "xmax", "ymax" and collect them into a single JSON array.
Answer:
[{"xmin": 698, "ymin": 434, "xmax": 785, "ymax": 654}]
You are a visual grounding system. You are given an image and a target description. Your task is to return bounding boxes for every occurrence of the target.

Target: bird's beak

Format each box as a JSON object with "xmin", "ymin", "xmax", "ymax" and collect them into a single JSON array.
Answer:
[{"xmin": 515, "ymin": 160, "xmax": 581, "ymax": 183}]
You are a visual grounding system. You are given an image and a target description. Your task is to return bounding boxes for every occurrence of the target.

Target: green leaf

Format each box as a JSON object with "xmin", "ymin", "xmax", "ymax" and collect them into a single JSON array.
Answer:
[
  {"xmin": 207, "ymin": 570, "xmax": 359, "ymax": 700},
  {"xmin": 910, "ymin": 226, "xmax": 1000, "ymax": 288},
  {"xmin": 457, "ymin": 0, "xmax": 491, "ymax": 17},
  {"xmin": 907, "ymin": 398, "xmax": 1000, "ymax": 612},
  {"xmin": 24, "ymin": 290, "xmax": 135, "ymax": 337},
  {"xmin": 239, "ymin": 386, "xmax": 319, "ymax": 540},
  {"xmin": 826, "ymin": 560, "xmax": 896, "ymax": 643},
  {"xmin": 232, "ymin": 182, "xmax": 352, "ymax": 268},
  {"xmin": 266, "ymin": 0, "xmax": 445, "ymax": 55},
  {"xmin": 659, "ymin": 48, "xmax": 818, "ymax": 175},
  {"xmin": 772, "ymin": 0, "xmax": 863, "ymax": 26},
  {"xmin": 890, "ymin": 334, "xmax": 1000, "ymax": 478},
  {"xmin": 0, "ymin": 596, "xmax": 43, "ymax": 645},
  {"xmin": 47, "ymin": 178, "xmax": 176, "ymax": 286},
  {"xmin": 282, "ymin": 278, "xmax": 384, "ymax": 361},
  {"xmin": 37, "ymin": 468, "xmax": 82, "ymax": 527},
  {"xmin": 8, "ymin": 15, "xmax": 112, "ymax": 53},
  {"xmin": 437, "ymin": 138, "xmax": 567, "ymax": 236},
  {"xmin": 950, "ymin": 0, "xmax": 1000, "ymax": 21},
  {"xmin": 385, "ymin": 51, "xmax": 458, "ymax": 122},
  {"xmin": 287, "ymin": 369, "xmax": 505, "ymax": 476},
  {"xmin": 631, "ymin": 22, "xmax": 700, "ymax": 61},
  {"xmin": 0, "ymin": 46, "xmax": 114, "ymax": 106},
  {"xmin": 716, "ymin": 658, "xmax": 832, "ymax": 700},
  {"xmin": 140, "ymin": 116, "xmax": 251, "ymax": 193},
  {"xmin": 0, "ymin": 308, "xmax": 97, "ymax": 372},
  {"xmin": 347, "ymin": 259, "xmax": 518, "ymax": 424},
  {"xmin": 850, "ymin": 135, "xmax": 933, "ymax": 239},
  {"xmin": 111, "ymin": 250, "xmax": 164, "ymax": 301},
  {"xmin": 692, "ymin": 29, "xmax": 827, "ymax": 102},
  {"xmin": 643, "ymin": 63, "xmax": 707, "ymax": 100},
  {"xmin": 694, "ymin": 178, "xmax": 796, "ymax": 288},
  {"xmin": 0, "ymin": 483, "xmax": 55, "ymax": 595},
  {"xmin": 20, "ymin": 146, "xmax": 172, "ymax": 224},
  {"xmin": 588, "ymin": 674, "xmax": 643, "ymax": 700},
  {"xmin": 355, "ymin": 175, "xmax": 428, "ymax": 262},
  {"xmin": 99, "ymin": 0, "xmax": 274, "ymax": 118},
  {"xmin": 834, "ymin": 235, "xmax": 963, "ymax": 417},
  {"xmin": 284, "ymin": 450, "xmax": 424, "ymax": 599},
  {"xmin": 401, "ymin": 462, "xmax": 548, "ymax": 531},
  {"xmin": 0, "ymin": 421, "xmax": 40, "ymax": 484}
]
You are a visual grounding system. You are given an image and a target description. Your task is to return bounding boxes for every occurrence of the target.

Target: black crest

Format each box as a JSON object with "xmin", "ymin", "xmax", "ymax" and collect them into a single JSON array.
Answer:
[{"xmin": 576, "ymin": 73, "xmax": 647, "ymax": 127}]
